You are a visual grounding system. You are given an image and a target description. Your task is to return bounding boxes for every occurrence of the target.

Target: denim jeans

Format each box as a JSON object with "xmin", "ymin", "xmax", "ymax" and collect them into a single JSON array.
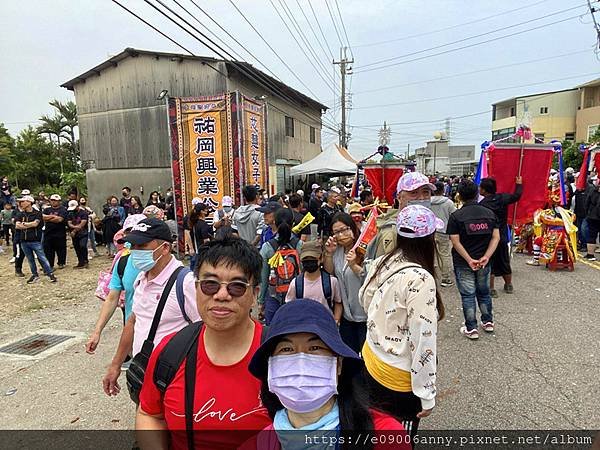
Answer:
[
  {"xmin": 88, "ymin": 229, "xmax": 97, "ymax": 253},
  {"xmin": 21, "ymin": 241, "xmax": 53, "ymax": 276},
  {"xmin": 454, "ymin": 265, "xmax": 493, "ymax": 331}
]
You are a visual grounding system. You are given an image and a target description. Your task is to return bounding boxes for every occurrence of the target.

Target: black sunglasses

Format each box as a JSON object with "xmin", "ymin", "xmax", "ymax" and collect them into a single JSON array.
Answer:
[{"xmin": 196, "ymin": 279, "xmax": 252, "ymax": 297}]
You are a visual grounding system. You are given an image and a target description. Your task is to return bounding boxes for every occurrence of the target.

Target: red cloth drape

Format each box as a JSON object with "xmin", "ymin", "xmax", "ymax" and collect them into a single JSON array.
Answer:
[
  {"xmin": 364, "ymin": 167, "xmax": 404, "ymax": 205},
  {"xmin": 595, "ymin": 152, "xmax": 600, "ymax": 175},
  {"xmin": 488, "ymin": 146, "xmax": 554, "ymax": 225}
]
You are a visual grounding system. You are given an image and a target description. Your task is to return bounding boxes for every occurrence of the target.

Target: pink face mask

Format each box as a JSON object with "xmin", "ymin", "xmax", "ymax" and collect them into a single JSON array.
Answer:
[{"xmin": 268, "ymin": 353, "xmax": 338, "ymax": 414}]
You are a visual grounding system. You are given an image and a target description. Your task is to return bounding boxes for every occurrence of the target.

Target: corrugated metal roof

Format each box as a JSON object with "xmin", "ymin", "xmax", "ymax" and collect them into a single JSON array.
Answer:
[{"xmin": 61, "ymin": 47, "xmax": 328, "ymax": 111}]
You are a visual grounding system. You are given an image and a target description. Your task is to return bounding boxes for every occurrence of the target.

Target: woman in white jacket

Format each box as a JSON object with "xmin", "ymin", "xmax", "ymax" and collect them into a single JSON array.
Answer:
[{"xmin": 359, "ymin": 205, "xmax": 445, "ymax": 438}]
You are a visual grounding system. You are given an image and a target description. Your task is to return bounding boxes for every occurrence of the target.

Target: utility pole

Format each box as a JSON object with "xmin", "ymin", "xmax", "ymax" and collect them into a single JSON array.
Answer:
[{"xmin": 333, "ymin": 47, "xmax": 353, "ymax": 149}]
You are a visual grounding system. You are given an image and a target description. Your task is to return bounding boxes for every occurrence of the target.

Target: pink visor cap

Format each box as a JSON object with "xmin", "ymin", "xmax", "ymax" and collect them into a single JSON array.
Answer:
[
  {"xmin": 396, "ymin": 205, "xmax": 444, "ymax": 238},
  {"xmin": 397, "ymin": 171, "xmax": 436, "ymax": 193}
]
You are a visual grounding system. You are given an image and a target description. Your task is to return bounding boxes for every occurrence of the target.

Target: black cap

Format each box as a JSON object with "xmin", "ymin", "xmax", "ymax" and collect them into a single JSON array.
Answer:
[
  {"xmin": 123, "ymin": 218, "xmax": 173, "ymax": 245},
  {"xmin": 257, "ymin": 201, "xmax": 282, "ymax": 214}
]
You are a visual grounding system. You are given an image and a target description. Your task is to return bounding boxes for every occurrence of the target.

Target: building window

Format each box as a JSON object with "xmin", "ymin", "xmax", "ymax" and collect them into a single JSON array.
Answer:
[
  {"xmin": 285, "ymin": 116, "xmax": 294, "ymax": 137},
  {"xmin": 565, "ymin": 132, "xmax": 575, "ymax": 141},
  {"xmin": 534, "ymin": 133, "xmax": 545, "ymax": 142},
  {"xmin": 510, "ymin": 107, "xmax": 515, "ymax": 116},
  {"xmin": 589, "ymin": 124, "xmax": 599, "ymax": 141},
  {"xmin": 309, "ymin": 126, "xmax": 316, "ymax": 144},
  {"xmin": 540, "ymin": 107, "xmax": 548, "ymax": 114}
]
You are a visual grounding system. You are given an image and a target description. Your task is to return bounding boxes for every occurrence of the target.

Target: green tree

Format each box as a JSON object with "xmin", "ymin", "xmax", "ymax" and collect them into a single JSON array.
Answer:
[
  {"xmin": 49, "ymin": 100, "xmax": 80, "ymax": 170},
  {"xmin": 38, "ymin": 113, "xmax": 68, "ymax": 175},
  {"xmin": 15, "ymin": 127, "xmax": 63, "ymax": 188}
]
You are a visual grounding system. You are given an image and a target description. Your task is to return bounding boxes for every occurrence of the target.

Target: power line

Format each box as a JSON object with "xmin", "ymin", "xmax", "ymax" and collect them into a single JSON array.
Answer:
[
  {"xmin": 112, "ymin": 0, "xmax": 195, "ymax": 56},
  {"xmin": 185, "ymin": 0, "xmax": 285, "ymax": 82},
  {"xmin": 357, "ymin": 4, "xmax": 587, "ymax": 70},
  {"xmin": 353, "ymin": 0, "xmax": 551, "ymax": 48},
  {"xmin": 355, "ymin": 12, "xmax": 586, "ymax": 73},
  {"xmin": 293, "ymin": 0, "xmax": 338, "ymax": 77},
  {"xmin": 333, "ymin": 0, "xmax": 353, "ymax": 56},
  {"xmin": 224, "ymin": 0, "xmax": 325, "ymax": 102},
  {"xmin": 307, "ymin": 0, "xmax": 336, "ymax": 61},
  {"xmin": 352, "ymin": 48, "xmax": 591, "ymax": 95},
  {"xmin": 324, "ymin": 0, "xmax": 344, "ymax": 48},
  {"xmin": 353, "ymin": 72, "xmax": 598, "ymax": 110},
  {"xmin": 120, "ymin": 0, "xmax": 337, "ymax": 133},
  {"xmin": 354, "ymin": 110, "xmax": 492, "ymax": 128},
  {"xmin": 272, "ymin": 0, "xmax": 337, "ymax": 89}
]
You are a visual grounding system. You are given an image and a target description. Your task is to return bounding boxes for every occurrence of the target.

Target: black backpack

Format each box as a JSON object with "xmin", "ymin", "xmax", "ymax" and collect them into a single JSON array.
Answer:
[
  {"xmin": 153, "ymin": 322, "xmax": 268, "ymax": 450},
  {"xmin": 125, "ymin": 266, "xmax": 184, "ymax": 404},
  {"xmin": 294, "ymin": 269, "xmax": 334, "ymax": 311}
]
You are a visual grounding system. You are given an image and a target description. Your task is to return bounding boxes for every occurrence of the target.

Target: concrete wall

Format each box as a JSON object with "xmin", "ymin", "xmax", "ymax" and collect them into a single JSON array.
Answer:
[
  {"xmin": 576, "ymin": 106, "xmax": 600, "ymax": 142},
  {"xmin": 85, "ymin": 167, "xmax": 172, "ymax": 217},
  {"xmin": 516, "ymin": 90, "xmax": 578, "ymax": 141},
  {"xmin": 226, "ymin": 71, "xmax": 322, "ymax": 163},
  {"xmin": 73, "ymin": 55, "xmax": 228, "ymax": 169},
  {"xmin": 492, "ymin": 116, "xmax": 517, "ymax": 132}
]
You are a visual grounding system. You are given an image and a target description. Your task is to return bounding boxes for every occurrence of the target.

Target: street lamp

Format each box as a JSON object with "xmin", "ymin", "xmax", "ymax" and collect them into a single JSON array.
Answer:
[{"xmin": 157, "ymin": 89, "xmax": 169, "ymax": 101}]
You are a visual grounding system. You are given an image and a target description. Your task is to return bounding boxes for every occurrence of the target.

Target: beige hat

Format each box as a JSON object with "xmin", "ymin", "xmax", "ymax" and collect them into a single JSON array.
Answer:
[{"xmin": 50, "ymin": 194, "xmax": 62, "ymax": 201}]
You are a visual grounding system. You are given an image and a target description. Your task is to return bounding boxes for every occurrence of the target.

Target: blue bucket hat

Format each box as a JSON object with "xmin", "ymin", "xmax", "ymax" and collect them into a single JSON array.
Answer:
[{"xmin": 248, "ymin": 299, "xmax": 361, "ymax": 378}]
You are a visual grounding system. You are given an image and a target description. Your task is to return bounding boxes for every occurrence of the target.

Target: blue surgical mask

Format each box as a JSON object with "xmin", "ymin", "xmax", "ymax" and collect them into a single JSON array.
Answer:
[
  {"xmin": 408, "ymin": 199, "xmax": 431, "ymax": 209},
  {"xmin": 130, "ymin": 245, "xmax": 164, "ymax": 272}
]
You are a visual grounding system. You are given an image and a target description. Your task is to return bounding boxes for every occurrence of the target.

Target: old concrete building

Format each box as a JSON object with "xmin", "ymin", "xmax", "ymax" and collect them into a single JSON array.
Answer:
[
  {"xmin": 414, "ymin": 140, "xmax": 475, "ymax": 175},
  {"xmin": 576, "ymin": 78, "xmax": 600, "ymax": 142},
  {"xmin": 61, "ymin": 48, "xmax": 327, "ymax": 211}
]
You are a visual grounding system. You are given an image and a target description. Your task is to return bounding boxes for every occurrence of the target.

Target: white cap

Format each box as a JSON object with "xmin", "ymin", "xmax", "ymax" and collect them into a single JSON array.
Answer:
[
  {"xmin": 311, "ymin": 183, "xmax": 320, "ymax": 190},
  {"xmin": 221, "ymin": 195, "xmax": 233, "ymax": 207},
  {"xmin": 296, "ymin": 189, "xmax": 304, "ymax": 196},
  {"xmin": 17, "ymin": 195, "xmax": 35, "ymax": 203},
  {"xmin": 67, "ymin": 200, "xmax": 79, "ymax": 211},
  {"xmin": 191, "ymin": 197, "xmax": 202, "ymax": 206},
  {"xmin": 330, "ymin": 186, "xmax": 341, "ymax": 194},
  {"xmin": 21, "ymin": 189, "xmax": 31, "ymax": 196},
  {"xmin": 49, "ymin": 194, "xmax": 61, "ymax": 201}
]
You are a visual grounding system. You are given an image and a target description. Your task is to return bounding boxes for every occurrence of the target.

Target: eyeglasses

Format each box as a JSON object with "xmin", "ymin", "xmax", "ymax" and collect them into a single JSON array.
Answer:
[
  {"xmin": 196, "ymin": 279, "xmax": 253, "ymax": 297},
  {"xmin": 332, "ymin": 226, "xmax": 352, "ymax": 236}
]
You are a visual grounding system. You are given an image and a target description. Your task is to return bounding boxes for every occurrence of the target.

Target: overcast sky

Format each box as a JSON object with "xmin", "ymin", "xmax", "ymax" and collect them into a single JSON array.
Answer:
[{"xmin": 1, "ymin": 0, "xmax": 598, "ymax": 159}]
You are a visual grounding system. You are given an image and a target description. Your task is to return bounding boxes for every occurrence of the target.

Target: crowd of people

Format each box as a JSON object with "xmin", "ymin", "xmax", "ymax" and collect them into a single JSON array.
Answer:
[
  {"xmin": 75, "ymin": 169, "xmax": 549, "ymax": 450},
  {"xmin": 3, "ymin": 164, "xmax": 599, "ymax": 449}
]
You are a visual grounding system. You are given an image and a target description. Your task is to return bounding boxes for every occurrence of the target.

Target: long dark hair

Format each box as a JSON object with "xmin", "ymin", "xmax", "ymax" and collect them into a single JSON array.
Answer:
[
  {"xmin": 259, "ymin": 346, "xmax": 375, "ymax": 450},
  {"xmin": 367, "ymin": 232, "xmax": 445, "ymax": 321},
  {"xmin": 274, "ymin": 208, "xmax": 294, "ymax": 245},
  {"xmin": 188, "ymin": 204, "xmax": 205, "ymax": 229}
]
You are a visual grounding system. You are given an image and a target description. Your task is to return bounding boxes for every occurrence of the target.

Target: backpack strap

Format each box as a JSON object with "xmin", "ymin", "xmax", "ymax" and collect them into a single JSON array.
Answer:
[
  {"xmin": 153, "ymin": 321, "xmax": 204, "ymax": 393},
  {"xmin": 185, "ymin": 332, "xmax": 199, "ymax": 450},
  {"xmin": 295, "ymin": 273, "xmax": 304, "ymax": 299},
  {"xmin": 320, "ymin": 269, "xmax": 333, "ymax": 310},
  {"xmin": 139, "ymin": 266, "xmax": 183, "ymax": 358},
  {"xmin": 175, "ymin": 267, "xmax": 193, "ymax": 324},
  {"xmin": 268, "ymin": 238, "xmax": 279, "ymax": 252},
  {"xmin": 116, "ymin": 254, "xmax": 129, "ymax": 280}
]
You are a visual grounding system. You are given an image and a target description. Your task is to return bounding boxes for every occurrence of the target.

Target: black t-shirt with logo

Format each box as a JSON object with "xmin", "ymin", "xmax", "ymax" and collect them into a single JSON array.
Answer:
[
  {"xmin": 43, "ymin": 206, "xmax": 68, "ymax": 237},
  {"xmin": 68, "ymin": 209, "xmax": 89, "ymax": 237},
  {"xmin": 446, "ymin": 202, "xmax": 499, "ymax": 268},
  {"xmin": 293, "ymin": 210, "xmax": 311, "ymax": 236},
  {"xmin": 15, "ymin": 210, "xmax": 44, "ymax": 242}
]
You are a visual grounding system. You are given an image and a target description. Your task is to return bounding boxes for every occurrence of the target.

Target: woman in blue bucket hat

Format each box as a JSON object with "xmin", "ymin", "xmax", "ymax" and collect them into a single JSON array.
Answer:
[{"xmin": 241, "ymin": 299, "xmax": 410, "ymax": 450}]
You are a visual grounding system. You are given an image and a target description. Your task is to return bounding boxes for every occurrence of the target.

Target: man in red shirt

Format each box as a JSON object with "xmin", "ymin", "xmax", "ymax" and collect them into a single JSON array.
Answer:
[{"xmin": 137, "ymin": 238, "xmax": 271, "ymax": 450}]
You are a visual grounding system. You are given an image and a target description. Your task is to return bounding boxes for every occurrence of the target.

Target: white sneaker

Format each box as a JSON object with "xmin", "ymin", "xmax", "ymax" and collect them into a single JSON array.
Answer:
[
  {"xmin": 526, "ymin": 259, "xmax": 540, "ymax": 266},
  {"xmin": 9, "ymin": 257, "xmax": 15, "ymax": 264},
  {"xmin": 460, "ymin": 326, "xmax": 479, "ymax": 340}
]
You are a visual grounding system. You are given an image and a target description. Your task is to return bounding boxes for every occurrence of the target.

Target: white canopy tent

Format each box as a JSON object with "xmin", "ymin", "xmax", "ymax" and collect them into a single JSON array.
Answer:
[{"xmin": 290, "ymin": 143, "xmax": 357, "ymax": 176}]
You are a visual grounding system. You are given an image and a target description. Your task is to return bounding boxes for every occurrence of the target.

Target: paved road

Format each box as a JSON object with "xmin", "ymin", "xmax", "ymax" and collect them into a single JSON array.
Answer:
[{"xmin": 0, "ymin": 254, "xmax": 598, "ymax": 431}]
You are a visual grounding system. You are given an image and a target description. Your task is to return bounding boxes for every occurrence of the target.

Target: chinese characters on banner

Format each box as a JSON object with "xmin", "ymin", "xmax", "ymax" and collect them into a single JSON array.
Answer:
[
  {"xmin": 242, "ymin": 96, "xmax": 267, "ymax": 189},
  {"xmin": 170, "ymin": 95, "xmax": 234, "ymax": 245},
  {"xmin": 169, "ymin": 93, "xmax": 268, "ymax": 252}
]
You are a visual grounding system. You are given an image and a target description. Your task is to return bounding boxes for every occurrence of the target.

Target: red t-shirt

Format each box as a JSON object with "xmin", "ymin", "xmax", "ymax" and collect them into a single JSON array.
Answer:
[{"xmin": 139, "ymin": 321, "xmax": 271, "ymax": 450}]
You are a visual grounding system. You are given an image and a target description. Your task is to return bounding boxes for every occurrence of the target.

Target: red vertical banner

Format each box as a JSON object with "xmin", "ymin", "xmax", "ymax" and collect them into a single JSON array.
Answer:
[
  {"xmin": 363, "ymin": 166, "xmax": 404, "ymax": 205},
  {"xmin": 488, "ymin": 144, "xmax": 554, "ymax": 225}
]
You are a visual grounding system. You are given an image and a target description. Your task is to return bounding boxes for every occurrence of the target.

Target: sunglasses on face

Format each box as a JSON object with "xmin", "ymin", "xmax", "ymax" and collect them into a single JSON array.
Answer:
[{"xmin": 196, "ymin": 279, "xmax": 253, "ymax": 297}]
